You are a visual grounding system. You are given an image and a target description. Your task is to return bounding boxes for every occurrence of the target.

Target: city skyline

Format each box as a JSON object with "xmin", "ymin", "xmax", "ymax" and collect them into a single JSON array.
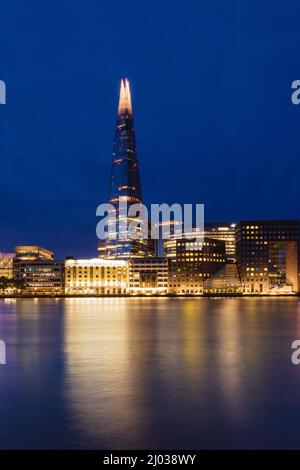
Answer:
[
  {"xmin": 2, "ymin": 2, "xmax": 300, "ymax": 456},
  {"xmin": 1, "ymin": 1, "xmax": 300, "ymax": 259},
  {"xmin": 1, "ymin": 75, "xmax": 299, "ymax": 259}
]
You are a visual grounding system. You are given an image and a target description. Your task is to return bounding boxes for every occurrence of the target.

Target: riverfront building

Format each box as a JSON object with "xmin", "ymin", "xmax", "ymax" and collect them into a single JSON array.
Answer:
[
  {"xmin": 168, "ymin": 238, "xmax": 226, "ymax": 294},
  {"xmin": 128, "ymin": 258, "xmax": 168, "ymax": 295},
  {"xmin": 1, "ymin": 221, "xmax": 299, "ymax": 296},
  {"xmin": 13, "ymin": 260, "xmax": 65, "ymax": 295},
  {"xmin": 12, "ymin": 245, "xmax": 64, "ymax": 295},
  {"xmin": 0, "ymin": 252, "xmax": 15, "ymax": 279},
  {"xmin": 65, "ymin": 258, "xmax": 128, "ymax": 295},
  {"xmin": 15, "ymin": 245, "xmax": 54, "ymax": 261},
  {"xmin": 236, "ymin": 220, "xmax": 299, "ymax": 293},
  {"xmin": 204, "ymin": 263, "xmax": 242, "ymax": 293}
]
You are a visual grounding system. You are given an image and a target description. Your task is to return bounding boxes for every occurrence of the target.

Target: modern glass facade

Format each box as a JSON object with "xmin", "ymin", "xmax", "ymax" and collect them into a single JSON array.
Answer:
[
  {"xmin": 204, "ymin": 263, "xmax": 242, "ymax": 293},
  {"xmin": 98, "ymin": 79, "xmax": 154, "ymax": 259},
  {"xmin": 109, "ymin": 78, "xmax": 142, "ymax": 206},
  {"xmin": 13, "ymin": 260, "xmax": 65, "ymax": 295},
  {"xmin": 12, "ymin": 246, "xmax": 61, "ymax": 294}
]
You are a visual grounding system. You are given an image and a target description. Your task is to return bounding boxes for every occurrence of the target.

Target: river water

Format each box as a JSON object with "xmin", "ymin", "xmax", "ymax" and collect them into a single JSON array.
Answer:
[{"xmin": 0, "ymin": 297, "xmax": 300, "ymax": 449}]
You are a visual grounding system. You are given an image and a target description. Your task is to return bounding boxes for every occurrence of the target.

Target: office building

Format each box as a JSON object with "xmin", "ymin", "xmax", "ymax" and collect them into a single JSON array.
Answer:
[
  {"xmin": 236, "ymin": 220, "xmax": 299, "ymax": 293},
  {"xmin": 13, "ymin": 260, "xmax": 65, "ymax": 295},
  {"xmin": 128, "ymin": 258, "xmax": 168, "ymax": 294},
  {"xmin": 204, "ymin": 222, "xmax": 236, "ymax": 262},
  {"xmin": 0, "ymin": 252, "xmax": 15, "ymax": 279},
  {"xmin": 163, "ymin": 225, "xmax": 203, "ymax": 259},
  {"xmin": 168, "ymin": 238, "xmax": 226, "ymax": 294},
  {"xmin": 98, "ymin": 78, "xmax": 154, "ymax": 259},
  {"xmin": 15, "ymin": 245, "xmax": 54, "ymax": 261},
  {"xmin": 65, "ymin": 258, "xmax": 128, "ymax": 295}
]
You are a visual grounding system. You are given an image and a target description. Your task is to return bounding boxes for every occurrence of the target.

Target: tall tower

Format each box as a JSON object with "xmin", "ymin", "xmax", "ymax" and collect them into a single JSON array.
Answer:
[
  {"xmin": 109, "ymin": 78, "xmax": 142, "ymax": 206},
  {"xmin": 98, "ymin": 79, "xmax": 154, "ymax": 259}
]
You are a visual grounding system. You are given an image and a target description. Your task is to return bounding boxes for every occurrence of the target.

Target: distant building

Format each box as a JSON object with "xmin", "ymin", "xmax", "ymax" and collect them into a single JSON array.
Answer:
[
  {"xmin": 15, "ymin": 245, "xmax": 54, "ymax": 261},
  {"xmin": 168, "ymin": 238, "xmax": 226, "ymax": 294},
  {"xmin": 98, "ymin": 78, "xmax": 155, "ymax": 260},
  {"xmin": 13, "ymin": 260, "xmax": 65, "ymax": 295},
  {"xmin": 236, "ymin": 220, "xmax": 299, "ymax": 293},
  {"xmin": 0, "ymin": 252, "xmax": 15, "ymax": 279},
  {"xmin": 163, "ymin": 225, "xmax": 203, "ymax": 259},
  {"xmin": 204, "ymin": 222, "xmax": 236, "ymax": 262},
  {"xmin": 65, "ymin": 258, "xmax": 128, "ymax": 295},
  {"xmin": 128, "ymin": 258, "xmax": 168, "ymax": 295}
]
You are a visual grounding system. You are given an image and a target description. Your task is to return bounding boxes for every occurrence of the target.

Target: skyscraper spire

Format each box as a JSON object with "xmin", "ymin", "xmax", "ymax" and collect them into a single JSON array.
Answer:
[
  {"xmin": 118, "ymin": 78, "xmax": 132, "ymax": 115},
  {"xmin": 108, "ymin": 78, "xmax": 141, "ymax": 205},
  {"xmin": 98, "ymin": 79, "xmax": 154, "ymax": 259}
]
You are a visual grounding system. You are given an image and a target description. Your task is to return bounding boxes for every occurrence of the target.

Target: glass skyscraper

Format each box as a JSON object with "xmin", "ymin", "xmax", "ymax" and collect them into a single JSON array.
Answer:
[
  {"xmin": 109, "ymin": 78, "xmax": 142, "ymax": 206},
  {"xmin": 98, "ymin": 79, "xmax": 154, "ymax": 259}
]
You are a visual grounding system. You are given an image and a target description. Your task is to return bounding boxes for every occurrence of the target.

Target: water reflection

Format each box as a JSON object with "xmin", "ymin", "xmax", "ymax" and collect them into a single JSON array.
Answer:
[
  {"xmin": 0, "ymin": 299, "xmax": 68, "ymax": 449},
  {"xmin": 0, "ymin": 298, "xmax": 300, "ymax": 449}
]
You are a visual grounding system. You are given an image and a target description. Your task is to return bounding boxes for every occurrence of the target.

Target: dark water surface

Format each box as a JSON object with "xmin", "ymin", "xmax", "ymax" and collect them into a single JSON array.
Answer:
[{"xmin": 0, "ymin": 297, "xmax": 300, "ymax": 449}]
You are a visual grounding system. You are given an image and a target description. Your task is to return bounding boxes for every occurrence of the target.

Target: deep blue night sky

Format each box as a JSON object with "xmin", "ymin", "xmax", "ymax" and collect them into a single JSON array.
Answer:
[{"xmin": 0, "ymin": 1, "xmax": 299, "ymax": 258}]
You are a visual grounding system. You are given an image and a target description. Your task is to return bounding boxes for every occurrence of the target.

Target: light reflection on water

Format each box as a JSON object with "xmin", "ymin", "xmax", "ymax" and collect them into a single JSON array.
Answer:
[{"xmin": 0, "ymin": 297, "xmax": 300, "ymax": 449}]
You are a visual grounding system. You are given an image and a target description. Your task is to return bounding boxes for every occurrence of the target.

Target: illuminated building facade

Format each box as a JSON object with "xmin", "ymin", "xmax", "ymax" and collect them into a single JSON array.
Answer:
[
  {"xmin": 65, "ymin": 258, "xmax": 128, "ymax": 295},
  {"xmin": 204, "ymin": 222, "xmax": 236, "ymax": 262},
  {"xmin": 15, "ymin": 245, "xmax": 54, "ymax": 261},
  {"xmin": 168, "ymin": 238, "xmax": 226, "ymax": 294},
  {"xmin": 163, "ymin": 225, "xmax": 203, "ymax": 259},
  {"xmin": 13, "ymin": 246, "xmax": 61, "ymax": 294},
  {"xmin": 236, "ymin": 221, "xmax": 299, "ymax": 293},
  {"xmin": 13, "ymin": 260, "xmax": 65, "ymax": 295},
  {"xmin": 128, "ymin": 258, "xmax": 168, "ymax": 294},
  {"xmin": 204, "ymin": 263, "xmax": 242, "ymax": 293},
  {"xmin": 0, "ymin": 252, "xmax": 15, "ymax": 278},
  {"xmin": 98, "ymin": 78, "xmax": 154, "ymax": 260}
]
